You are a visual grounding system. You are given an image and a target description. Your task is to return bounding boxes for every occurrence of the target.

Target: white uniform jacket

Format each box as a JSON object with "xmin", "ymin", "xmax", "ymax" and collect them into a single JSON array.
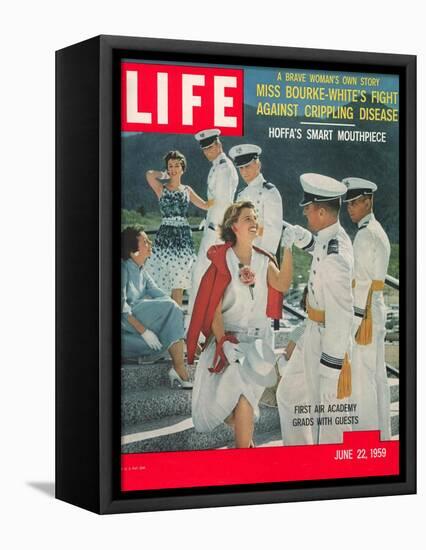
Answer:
[
  {"xmin": 352, "ymin": 213, "xmax": 391, "ymax": 325},
  {"xmin": 205, "ymin": 152, "xmax": 238, "ymax": 232},
  {"xmin": 351, "ymin": 212, "xmax": 391, "ymax": 439},
  {"xmin": 188, "ymin": 153, "xmax": 238, "ymax": 315},
  {"xmin": 306, "ymin": 221, "xmax": 354, "ymax": 377},
  {"xmin": 237, "ymin": 173, "xmax": 283, "ymax": 254}
]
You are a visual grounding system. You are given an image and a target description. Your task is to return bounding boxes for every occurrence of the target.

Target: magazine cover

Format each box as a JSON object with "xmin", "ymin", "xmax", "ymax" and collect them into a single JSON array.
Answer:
[{"xmin": 120, "ymin": 57, "xmax": 400, "ymax": 492}]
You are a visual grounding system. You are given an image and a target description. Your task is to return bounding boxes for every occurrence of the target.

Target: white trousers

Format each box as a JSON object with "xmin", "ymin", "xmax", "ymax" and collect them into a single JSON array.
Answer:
[
  {"xmin": 277, "ymin": 323, "xmax": 353, "ymax": 445},
  {"xmin": 277, "ymin": 338, "xmax": 314, "ymax": 446},
  {"xmin": 351, "ymin": 304, "xmax": 391, "ymax": 440}
]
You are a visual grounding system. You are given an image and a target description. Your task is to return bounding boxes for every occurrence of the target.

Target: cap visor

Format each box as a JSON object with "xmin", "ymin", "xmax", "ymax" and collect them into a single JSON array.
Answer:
[{"xmin": 343, "ymin": 193, "xmax": 364, "ymax": 203}]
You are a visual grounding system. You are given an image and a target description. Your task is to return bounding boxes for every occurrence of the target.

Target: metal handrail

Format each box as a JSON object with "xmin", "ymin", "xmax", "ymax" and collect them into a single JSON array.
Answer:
[
  {"xmin": 283, "ymin": 304, "xmax": 306, "ymax": 321},
  {"xmin": 283, "ymin": 302, "xmax": 399, "ymax": 378},
  {"xmin": 385, "ymin": 274, "xmax": 399, "ymax": 290},
  {"xmin": 384, "ymin": 363, "xmax": 399, "ymax": 377}
]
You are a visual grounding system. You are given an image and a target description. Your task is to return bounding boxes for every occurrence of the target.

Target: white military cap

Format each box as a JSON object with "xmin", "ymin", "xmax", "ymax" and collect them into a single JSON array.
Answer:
[
  {"xmin": 194, "ymin": 128, "xmax": 221, "ymax": 148},
  {"xmin": 342, "ymin": 177, "xmax": 378, "ymax": 202},
  {"xmin": 229, "ymin": 144, "xmax": 262, "ymax": 167},
  {"xmin": 299, "ymin": 173, "xmax": 347, "ymax": 206}
]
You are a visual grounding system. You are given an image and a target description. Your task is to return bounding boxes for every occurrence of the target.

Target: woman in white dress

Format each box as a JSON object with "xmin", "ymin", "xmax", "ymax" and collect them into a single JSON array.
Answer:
[{"xmin": 188, "ymin": 201, "xmax": 294, "ymax": 448}]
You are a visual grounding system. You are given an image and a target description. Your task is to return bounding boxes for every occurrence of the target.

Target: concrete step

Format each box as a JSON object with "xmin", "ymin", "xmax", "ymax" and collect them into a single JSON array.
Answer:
[
  {"xmin": 121, "ymin": 405, "xmax": 281, "ymax": 453},
  {"xmin": 390, "ymin": 401, "xmax": 399, "ymax": 437},
  {"xmin": 122, "ymin": 360, "xmax": 173, "ymax": 392},
  {"xmin": 122, "ymin": 387, "xmax": 193, "ymax": 426},
  {"xmin": 121, "ymin": 348, "xmax": 399, "ymax": 449},
  {"xmin": 122, "ymin": 404, "xmax": 398, "ymax": 453},
  {"xmin": 122, "ymin": 415, "xmax": 232, "ymax": 453},
  {"xmin": 391, "ymin": 414, "xmax": 399, "ymax": 437},
  {"xmin": 122, "ymin": 347, "xmax": 285, "ymax": 392},
  {"xmin": 217, "ymin": 429, "xmax": 283, "ymax": 449},
  {"xmin": 389, "ymin": 377, "xmax": 399, "ymax": 403},
  {"xmin": 122, "ymin": 376, "xmax": 399, "ymax": 427}
]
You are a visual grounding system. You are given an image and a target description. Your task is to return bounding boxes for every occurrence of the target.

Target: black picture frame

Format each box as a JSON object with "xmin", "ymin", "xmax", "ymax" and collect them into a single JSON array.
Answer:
[{"xmin": 56, "ymin": 34, "xmax": 416, "ymax": 514}]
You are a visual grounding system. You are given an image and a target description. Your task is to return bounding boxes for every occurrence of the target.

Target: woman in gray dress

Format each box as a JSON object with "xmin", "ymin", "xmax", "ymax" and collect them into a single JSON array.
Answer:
[{"xmin": 121, "ymin": 226, "xmax": 192, "ymax": 388}]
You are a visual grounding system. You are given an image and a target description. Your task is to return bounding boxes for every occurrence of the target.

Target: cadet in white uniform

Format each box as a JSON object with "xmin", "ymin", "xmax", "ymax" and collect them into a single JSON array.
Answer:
[
  {"xmin": 343, "ymin": 177, "xmax": 391, "ymax": 440},
  {"xmin": 229, "ymin": 144, "xmax": 283, "ymax": 255},
  {"xmin": 188, "ymin": 129, "xmax": 238, "ymax": 314},
  {"xmin": 278, "ymin": 174, "xmax": 354, "ymax": 445}
]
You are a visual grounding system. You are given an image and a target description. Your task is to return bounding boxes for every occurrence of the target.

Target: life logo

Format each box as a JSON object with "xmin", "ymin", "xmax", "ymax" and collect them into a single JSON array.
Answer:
[{"xmin": 121, "ymin": 62, "xmax": 244, "ymax": 135}]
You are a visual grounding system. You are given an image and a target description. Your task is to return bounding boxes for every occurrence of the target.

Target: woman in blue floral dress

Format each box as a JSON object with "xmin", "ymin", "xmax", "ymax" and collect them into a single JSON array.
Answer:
[{"xmin": 145, "ymin": 150, "xmax": 207, "ymax": 305}]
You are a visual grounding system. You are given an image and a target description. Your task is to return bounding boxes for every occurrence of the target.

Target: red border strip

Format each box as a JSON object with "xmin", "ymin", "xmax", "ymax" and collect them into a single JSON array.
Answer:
[{"xmin": 121, "ymin": 431, "xmax": 399, "ymax": 491}]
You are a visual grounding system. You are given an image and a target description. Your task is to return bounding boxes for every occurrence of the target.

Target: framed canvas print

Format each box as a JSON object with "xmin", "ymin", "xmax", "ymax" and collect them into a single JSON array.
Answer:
[{"xmin": 56, "ymin": 35, "xmax": 416, "ymax": 514}]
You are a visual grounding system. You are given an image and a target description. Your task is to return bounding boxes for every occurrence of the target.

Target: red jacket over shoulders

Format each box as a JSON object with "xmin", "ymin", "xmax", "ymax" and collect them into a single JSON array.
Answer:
[{"xmin": 186, "ymin": 243, "xmax": 283, "ymax": 364}]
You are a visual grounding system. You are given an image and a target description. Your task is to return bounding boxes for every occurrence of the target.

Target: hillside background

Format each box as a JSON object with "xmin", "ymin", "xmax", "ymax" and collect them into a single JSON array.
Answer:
[{"xmin": 122, "ymin": 100, "xmax": 399, "ymax": 243}]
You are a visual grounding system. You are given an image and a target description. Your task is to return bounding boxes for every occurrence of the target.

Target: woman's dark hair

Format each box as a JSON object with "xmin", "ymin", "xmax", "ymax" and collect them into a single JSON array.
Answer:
[
  {"xmin": 164, "ymin": 150, "xmax": 186, "ymax": 173},
  {"xmin": 219, "ymin": 201, "xmax": 256, "ymax": 245},
  {"xmin": 300, "ymin": 285, "xmax": 308, "ymax": 312},
  {"xmin": 121, "ymin": 225, "xmax": 144, "ymax": 260}
]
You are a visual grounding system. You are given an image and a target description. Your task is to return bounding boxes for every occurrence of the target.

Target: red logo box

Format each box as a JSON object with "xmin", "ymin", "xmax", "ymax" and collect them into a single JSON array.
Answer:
[{"xmin": 121, "ymin": 62, "xmax": 244, "ymax": 135}]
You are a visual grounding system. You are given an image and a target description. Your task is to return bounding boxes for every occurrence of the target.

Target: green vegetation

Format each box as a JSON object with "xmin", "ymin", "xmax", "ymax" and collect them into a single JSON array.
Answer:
[{"xmin": 121, "ymin": 209, "xmax": 145, "ymax": 227}]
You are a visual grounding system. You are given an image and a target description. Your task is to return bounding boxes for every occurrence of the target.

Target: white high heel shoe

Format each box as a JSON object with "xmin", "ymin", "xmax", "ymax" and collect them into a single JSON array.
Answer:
[{"xmin": 168, "ymin": 368, "xmax": 193, "ymax": 389}]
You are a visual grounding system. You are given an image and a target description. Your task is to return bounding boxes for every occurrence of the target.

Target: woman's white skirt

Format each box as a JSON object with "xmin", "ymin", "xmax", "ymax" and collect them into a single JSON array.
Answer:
[{"xmin": 191, "ymin": 338, "xmax": 266, "ymax": 433}]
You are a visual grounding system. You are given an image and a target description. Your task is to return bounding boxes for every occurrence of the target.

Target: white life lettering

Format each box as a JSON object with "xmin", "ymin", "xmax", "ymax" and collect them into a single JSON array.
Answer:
[
  {"xmin": 126, "ymin": 70, "xmax": 152, "ymax": 124},
  {"xmin": 214, "ymin": 76, "xmax": 237, "ymax": 127},
  {"xmin": 182, "ymin": 74, "xmax": 205, "ymax": 126},
  {"xmin": 157, "ymin": 72, "xmax": 168, "ymax": 124}
]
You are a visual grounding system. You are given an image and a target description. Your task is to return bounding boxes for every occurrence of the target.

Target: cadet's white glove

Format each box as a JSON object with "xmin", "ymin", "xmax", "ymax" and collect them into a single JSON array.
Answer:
[
  {"xmin": 160, "ymin": 170, "xmax": 170, "ymax": 180},
  {"xmin": 141, "ymin": 329, "xmax": 162, "ymax": 350},
  {"xmin": 223, "ymin": 341, "xmax": 244, "ymax": 364},
  {"xmin": 293, "ymin": 225, "xmax": 313, "ymax": 249},
  {"xmin": 281, "ymin": 226, "xmax": 296, "ymax": 249}
]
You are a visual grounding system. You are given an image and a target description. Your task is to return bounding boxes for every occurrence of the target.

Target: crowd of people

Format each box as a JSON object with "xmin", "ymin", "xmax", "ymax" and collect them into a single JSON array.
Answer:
[{"xmin": 121, "ymin": 128, "xmax": 392, "ymax": 449}]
